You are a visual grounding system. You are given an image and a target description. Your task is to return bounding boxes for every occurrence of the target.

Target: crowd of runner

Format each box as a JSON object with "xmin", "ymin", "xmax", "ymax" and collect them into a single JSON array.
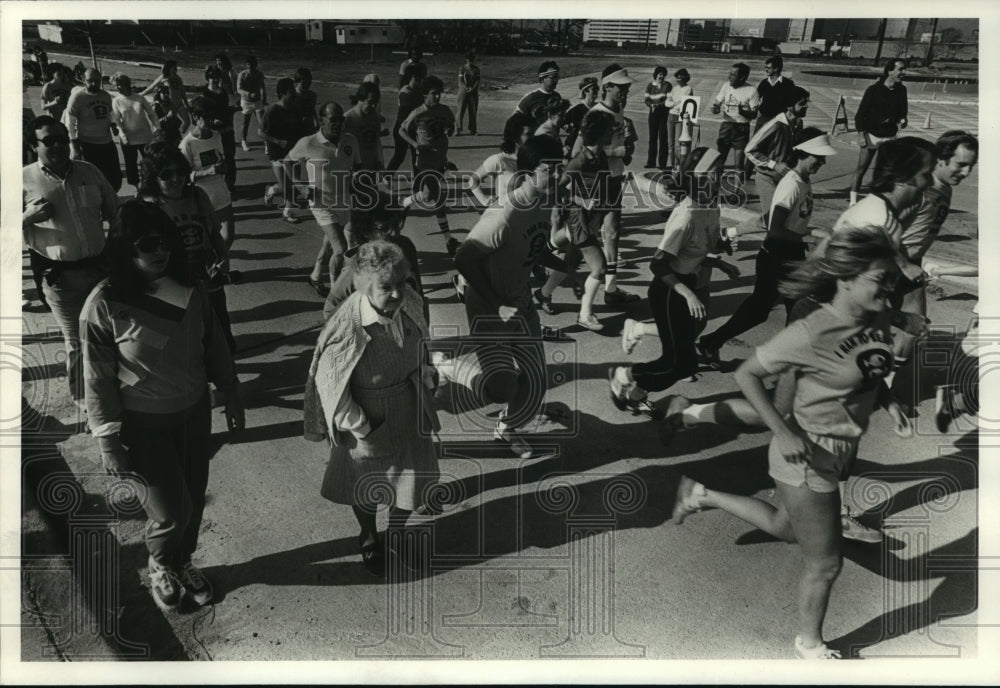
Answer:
[{"xmin": 22, "ymin": 47, "xmax": 979, "ymax": 659}]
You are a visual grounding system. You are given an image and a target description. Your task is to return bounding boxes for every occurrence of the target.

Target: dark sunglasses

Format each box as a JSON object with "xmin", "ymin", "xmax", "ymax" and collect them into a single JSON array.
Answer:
[
  {"xmin": 157, "ymin": 168, "xmax": 186, "ymax": 181},
  {"xmin": 133, "ymin": 234, "xmax": 170, "ymax": 253},
  {"xmin": 38, "ymin": 135, "xmax": 70, "ymax": 147}
]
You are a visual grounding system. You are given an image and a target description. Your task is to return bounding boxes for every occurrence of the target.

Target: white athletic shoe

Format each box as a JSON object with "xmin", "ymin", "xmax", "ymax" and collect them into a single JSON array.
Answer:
[{"xmin": 840, "ymin": 506, "xmax": 883, "ymax": 543}]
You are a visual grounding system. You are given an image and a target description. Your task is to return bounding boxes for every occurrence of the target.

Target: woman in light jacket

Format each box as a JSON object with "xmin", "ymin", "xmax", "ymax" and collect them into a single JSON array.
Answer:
[{"xmin": 304, "ymin": 241, "xmax": 441, "ymax": 577}]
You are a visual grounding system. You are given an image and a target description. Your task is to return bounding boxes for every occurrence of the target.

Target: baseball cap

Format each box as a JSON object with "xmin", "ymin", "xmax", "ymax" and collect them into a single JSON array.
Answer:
[
  {"xmin": 794, "ymin": 133, "xmax": 838, "ymax": 156},
  {"xmin": 602, "ymin": 68, "xmax": 634, "ymax": 86}
]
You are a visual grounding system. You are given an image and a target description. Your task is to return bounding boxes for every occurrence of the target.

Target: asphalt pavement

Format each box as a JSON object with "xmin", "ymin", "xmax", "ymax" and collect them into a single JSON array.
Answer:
[{"xmin": 15, "ymin": 54, "xmax": 983, "ymax": 668}]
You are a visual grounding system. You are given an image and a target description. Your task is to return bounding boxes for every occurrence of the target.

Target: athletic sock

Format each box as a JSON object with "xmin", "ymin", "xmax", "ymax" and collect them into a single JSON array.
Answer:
[
  {"xmin": 849, "ymin": 190, "xmax": 858, "ymax": 206},
  {"xmin": 682, "ymin": 403, "xmax": 712, "ymax": 427},
  {"xmin": 605, "ymin": 264, "xmax": 618, "ymax": 292}
]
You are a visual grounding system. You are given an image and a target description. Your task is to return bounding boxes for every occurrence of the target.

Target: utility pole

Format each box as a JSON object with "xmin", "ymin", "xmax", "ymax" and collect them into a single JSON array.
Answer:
[
  {"xmin": 873, "ymin": 18, "xmax": 887, "ymax": 66},
  {"xmin": 839, "ymin": 19, "xmax": 850, "ymax": 51},
  {"xmin": 925, "ymin": 18, "xmax": 939, "ymax": 67},
  {"xmin": 646, "ymin": 19, "xmax": 652, "ymax": 51}
]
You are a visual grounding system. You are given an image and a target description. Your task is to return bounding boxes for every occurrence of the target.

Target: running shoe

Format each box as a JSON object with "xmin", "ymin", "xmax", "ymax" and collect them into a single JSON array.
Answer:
[
  {"xmin": 840, "ymin": 506, "xmax": 883, "ymax": 543},
  {"xmin": 451, "ymin": 274, "xmax": 465, "ymax": 303},
  {"xmin": 181, "ymin": 560, "xmax": 214, "ymax": 606},
  {"xmin": 603, "ymin": 288, "xmax": 640, "ymax": 305},
  {"xmin": 627, "ymin": 395, "xmax": 663, "ymax": 420},
  {"xmin": 621, "ymin": 318, "xmax": 641, "ymax": 354},
  {"xmin": 695, "ymin": 340, "xmax": 722, "ymax": 371},
  {"xmin": 148, "ymin": 557, "xmax": 182, "ymax": 612},
  {"xmin": 533, "ymin": 289, "xmax": 556, "ymax": 315},
  {"xmin": 659, "ymin": 396, "xmax": 692, "ymax": 446},
  {"xmin": 794, "ymin": 636, "xmax": 841, "ymax": 659},
  {"xmin": 671, "ymin": 476, "xmax": 706, "ymax": 525},
  {"xmin": 577, "ymin": 314, "xmax": 604, "ymax": 331},
  {"xmin": 241, "ymin": 140, "xmax": 251, "ymax": 152},
  {"xmin": 493, "ymin": 427, "xmax": 533, "ymax": 459},
  {"xmin": 282, "ymin": 208, "xmax": 299, "ymax": 224},
  {"xmin": 934, "ymin": 385, "xmax": 959, "ymax": 433},
  {"xmin": 359, "ymin": 533, "xmax": 386, "ymax": 577},
  {"xmin": 608, "ymin": 366, "xmax": 629, "ymax": 412}
]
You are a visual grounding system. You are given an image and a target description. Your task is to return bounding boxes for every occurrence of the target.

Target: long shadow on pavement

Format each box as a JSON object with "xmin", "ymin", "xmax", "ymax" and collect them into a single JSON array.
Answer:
[{"xmin": 21, "ymin": 398, "xmax": 190, "ymax": 660}]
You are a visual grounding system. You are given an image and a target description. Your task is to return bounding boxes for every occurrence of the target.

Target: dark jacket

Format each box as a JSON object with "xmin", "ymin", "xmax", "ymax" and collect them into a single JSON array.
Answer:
[
  {"xmin": 755, "ymin": 76, "xmax": 797, "ymax": 121},
  {"xmin": 855, "ymin": 80, "xmax": 908, "ymax": 138}
]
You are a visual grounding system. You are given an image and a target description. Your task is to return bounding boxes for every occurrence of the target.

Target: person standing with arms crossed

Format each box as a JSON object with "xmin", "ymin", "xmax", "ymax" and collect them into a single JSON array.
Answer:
[
  {"xmin": 850, "ymin": 58, "xmax": 908, "ymax": 207},
  {"xmin": 456, "ymin": 52, "xmax": 481, "ymax": 136},
  {"xmin": 644, "ymin": 66, "xmax": 672, "ymax": 169}
]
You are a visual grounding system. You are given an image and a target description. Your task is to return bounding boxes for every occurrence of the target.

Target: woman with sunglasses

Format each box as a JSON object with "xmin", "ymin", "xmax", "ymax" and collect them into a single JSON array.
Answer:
[
  {"xmin": 138, "ymin": 144, "xmax": 236, "ymax": 352},
  {"xmin": 81, "ymin": 199, "xmax": 243, "ymax": 611},
  {"xmin": 671, "ymin": 227, "xmax": 905, "ymax": 659}
]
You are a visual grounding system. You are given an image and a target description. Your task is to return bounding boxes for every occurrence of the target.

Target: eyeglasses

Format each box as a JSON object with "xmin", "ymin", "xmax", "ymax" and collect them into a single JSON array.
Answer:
[
  {"xmin": 157, "ymin": 169, "xmax": 186, "ymax": 181},
  {"xmin": 38, "ymin": 135, "xmax": 69, "ymax": 147},
  {"xmin": 133, "ymin": 235, "xmax": 170, "ymax": 253}
]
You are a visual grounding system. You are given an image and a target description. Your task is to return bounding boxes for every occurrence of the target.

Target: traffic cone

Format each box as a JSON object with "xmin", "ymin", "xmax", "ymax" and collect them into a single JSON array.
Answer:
[
  {"xmin": 922, "ymin": 112, "xmax": 932, "ymax": 130},
  {"xmin": 678, "ymin": 114, "xmax": 693, "ymax": 163}
]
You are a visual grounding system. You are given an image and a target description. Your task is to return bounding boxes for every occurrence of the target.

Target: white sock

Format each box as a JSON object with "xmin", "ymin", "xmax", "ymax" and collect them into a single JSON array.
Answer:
[
  {"xmin": 681, "ymin": 403, "xmax": 713, "ymax": 427},
  {"xmin": 849, "ymin": 190, "xmax": 858, "ymax": 206}
]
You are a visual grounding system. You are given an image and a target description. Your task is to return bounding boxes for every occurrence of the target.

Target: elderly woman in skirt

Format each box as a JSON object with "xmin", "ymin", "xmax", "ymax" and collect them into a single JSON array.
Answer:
[{"xmin": 304, "ymin": 240, "xmax": 440, "ymax": 576}]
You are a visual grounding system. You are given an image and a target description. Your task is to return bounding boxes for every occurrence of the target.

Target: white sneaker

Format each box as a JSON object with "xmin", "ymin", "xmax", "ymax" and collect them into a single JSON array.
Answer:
[
  {"xmin": 794, "ymin": 635, "xmax": 841, "ymax": 659},
  {"xmin": 430, "ymin": 350, "xmax": 454, "ymax": 384},
  {"xmin": 241, "ymin": 140, "xmax": 251, "ymax": 152},
  {"xmin": 621, "ymin": 318, "xmax": 641, "ymax": 354},
  {"xmin": 147, "ymin": 557, "xmax": 183, "ymax": 611},
  {"xmin": 840, "ymin": 507, "xmax": 883, "ymax": 543},
  {"xmin": 494, "ymin": 427, "xmax": 533, "ymax": 459}
]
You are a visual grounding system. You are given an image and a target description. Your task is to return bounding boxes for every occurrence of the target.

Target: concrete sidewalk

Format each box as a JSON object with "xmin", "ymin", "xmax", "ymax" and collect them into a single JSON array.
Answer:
[{"xmin": 17, "ymin": 73, "xmax": 980, "ymax": 664}]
